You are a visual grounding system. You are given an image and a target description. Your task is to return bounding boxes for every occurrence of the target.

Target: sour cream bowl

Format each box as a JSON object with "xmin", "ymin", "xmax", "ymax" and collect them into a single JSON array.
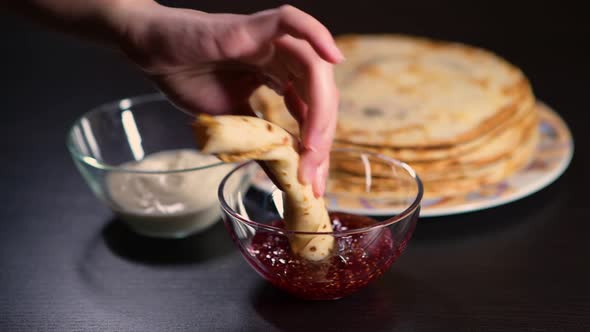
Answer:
[{"xmin": 67, "ymin": 93, "xmax": 251, "ymax": 238}]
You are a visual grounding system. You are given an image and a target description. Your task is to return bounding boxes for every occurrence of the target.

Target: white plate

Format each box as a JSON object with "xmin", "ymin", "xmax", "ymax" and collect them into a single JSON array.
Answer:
[{"xmin": 251, "ymin": 102, "xmax": 574, "ymax": 217}]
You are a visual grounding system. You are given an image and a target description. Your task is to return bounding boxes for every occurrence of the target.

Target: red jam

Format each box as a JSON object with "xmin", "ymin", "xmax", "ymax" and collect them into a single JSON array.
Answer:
[{"xmin": 245, "ymin": 212, "xmax": 408, "ymax": 300}]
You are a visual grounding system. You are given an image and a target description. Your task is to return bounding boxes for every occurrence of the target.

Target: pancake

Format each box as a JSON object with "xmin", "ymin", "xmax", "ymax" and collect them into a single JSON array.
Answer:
[
  {"xmin": 332, "ymin": 99, "xmax": 536, "ymax": 162},
  {"xmin": 193, "ymin": 115, "xmax": 334, "ymax": 261},
  {"xmin": 253, "ymin": 34, "xmax": 535, "ymax": 148},
  {"xmin": 328, "ymin": 125, "xmax": 539, "ymax": 198},
  {"xmin": 251, "ymin": 34, "xmax": 539, "ymax": 199},
  {"xmin": 330, "ymin": 105, "xmax": 539, "ymax": 180}
]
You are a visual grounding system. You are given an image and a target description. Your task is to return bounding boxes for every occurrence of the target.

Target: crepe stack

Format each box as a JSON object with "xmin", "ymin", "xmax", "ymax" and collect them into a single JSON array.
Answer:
[{"xmin": 251, "ymin": 34, "xmax": 538, "ymax": 198}]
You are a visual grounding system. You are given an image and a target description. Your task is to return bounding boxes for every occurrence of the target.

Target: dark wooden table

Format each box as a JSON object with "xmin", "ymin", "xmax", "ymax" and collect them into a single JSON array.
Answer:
[{"xmin": 1, "ymin": 1, "xmax": 589, "ymax": 331}]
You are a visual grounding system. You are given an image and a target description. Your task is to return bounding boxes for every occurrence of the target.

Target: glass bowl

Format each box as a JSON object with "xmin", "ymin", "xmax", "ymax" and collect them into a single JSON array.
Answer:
[
  {"xmin": 66, "ymin": 93, "xmax": 250, "ymax": 238},
  {"xmin": 219, "ymin": 149, "xmax": 423, "ymax": 300}
]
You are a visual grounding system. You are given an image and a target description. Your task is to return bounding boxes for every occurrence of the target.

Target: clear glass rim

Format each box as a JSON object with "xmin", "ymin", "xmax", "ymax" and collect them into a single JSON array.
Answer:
[
  {"xmin": 65, "ymin": 93, "xmax": 224, "ymax": 174},
  {"xmin": 218, "ymin": 148, "xmax": 424, "ymax": 236}
]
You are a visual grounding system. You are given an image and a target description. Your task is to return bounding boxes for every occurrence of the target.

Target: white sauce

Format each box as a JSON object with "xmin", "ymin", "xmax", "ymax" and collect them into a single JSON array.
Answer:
[{"xmin": 106, "ymin": 149, "xmax": 236, "ymax": 238}]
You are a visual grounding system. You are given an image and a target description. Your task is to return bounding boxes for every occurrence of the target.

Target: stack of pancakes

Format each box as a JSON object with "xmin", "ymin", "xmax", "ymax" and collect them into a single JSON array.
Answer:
[{"xmin": 251, "ymin": 35, "xmax": 538, "ymax": 198}]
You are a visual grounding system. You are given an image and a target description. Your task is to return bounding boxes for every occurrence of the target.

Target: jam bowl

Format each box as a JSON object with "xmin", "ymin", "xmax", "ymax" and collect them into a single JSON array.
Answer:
[{"xmin": 218, "ymin": 149, "xmax": 423, "ymax": 300}]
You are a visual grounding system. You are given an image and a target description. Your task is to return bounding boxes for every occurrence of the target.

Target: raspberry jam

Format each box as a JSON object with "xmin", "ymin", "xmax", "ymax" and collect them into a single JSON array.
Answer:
[{"xmin": 244, "ymin": 212, "xmax": 411, "ymax": 300}]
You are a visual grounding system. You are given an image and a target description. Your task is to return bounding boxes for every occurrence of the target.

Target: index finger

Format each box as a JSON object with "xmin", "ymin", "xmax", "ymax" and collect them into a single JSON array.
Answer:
[
  {"xmin": 273, "ymin": 36, "xmax": 339, "ymax": 196},
  {"xmin": 299, "ymin": 62, "xmax": 338, "ymax": 196},
  {"xmin": 246, "ymin": 5, "xmax": 344, "ymax": 64}
]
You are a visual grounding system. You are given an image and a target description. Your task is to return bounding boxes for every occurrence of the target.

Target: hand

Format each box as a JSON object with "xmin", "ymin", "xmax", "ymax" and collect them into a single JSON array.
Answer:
[{"xmin": 117, "ymin": 2, "xmax": 343, "ymax": 197}]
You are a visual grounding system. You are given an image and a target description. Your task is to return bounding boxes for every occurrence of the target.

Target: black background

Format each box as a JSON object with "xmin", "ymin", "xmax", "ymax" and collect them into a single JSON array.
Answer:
[{"xmin": 1, "ymin": 1, "xmax": 589, "ymax": 331}]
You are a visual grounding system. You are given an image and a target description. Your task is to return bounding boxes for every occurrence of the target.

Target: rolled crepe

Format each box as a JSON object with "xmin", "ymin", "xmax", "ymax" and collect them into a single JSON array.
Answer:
[{"xmin": 193, "ymin": 115, "xmax": 334, "ymax": 261}]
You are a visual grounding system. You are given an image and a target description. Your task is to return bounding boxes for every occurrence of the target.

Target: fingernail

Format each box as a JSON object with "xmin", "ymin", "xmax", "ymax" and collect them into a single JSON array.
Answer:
[
  {"xmin": 313, "ymin": 174, "xmax": 325, "ymax": 198},
  {"xmin": 334, "ymin": 46, "xmax": 346, "ymax": 63},
  {"xmin": 313, "ymin": 160, "xmax": 329, "ymax": 198}
]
